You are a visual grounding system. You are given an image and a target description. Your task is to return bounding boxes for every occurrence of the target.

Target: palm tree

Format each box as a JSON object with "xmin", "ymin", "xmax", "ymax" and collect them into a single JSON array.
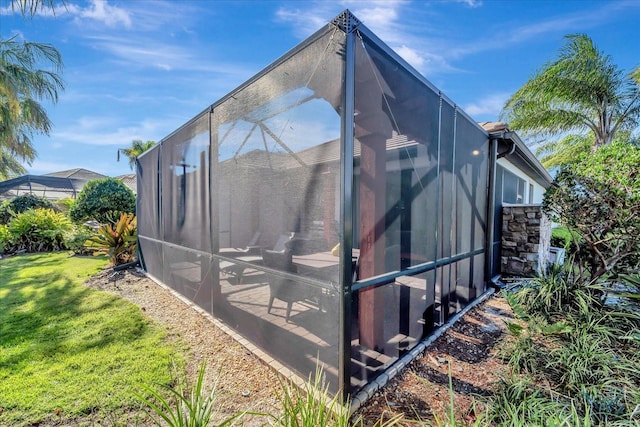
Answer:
[
  {"xmin": 118, "ymin": 140, "xmax": 157, "ymax": 170},
  {"xmin": 0, "ymin": 146, "xmax": 27, "ymax": 179},
  {"xmin": 534, "ymin": 130, "xmax": 639, "ymax": 169},
  {"xmin": 11, "ymin": 0, "xmax": 59, "ymax": 17},
  {"xmin": 0, "ymin": 1, "xmax": 64, "ymax": 180},
  {"xmin": 501, "ymin": 34, "xmax": 640, "ymax": 160},
  {"xmin": 0, "ymin": 35, "xmax": 64, "ymax": 178},
  {"xmin": 534, "ymin": 134, "xmax": 592, "ymax": 169}
]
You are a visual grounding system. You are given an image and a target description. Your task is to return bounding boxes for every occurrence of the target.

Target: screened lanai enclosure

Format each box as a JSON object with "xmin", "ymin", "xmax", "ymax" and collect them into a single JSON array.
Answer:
[{"xmin": 137, "ymin": 11, "xmax": 489, "ymax": 397}]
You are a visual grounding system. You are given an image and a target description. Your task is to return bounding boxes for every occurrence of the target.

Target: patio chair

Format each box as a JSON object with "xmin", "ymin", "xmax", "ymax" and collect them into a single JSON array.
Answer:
[
  {"xmin": 271, "ymin": 232, "xmax": 295, "ymax": 252},
  {"xmin": 219, "ymin": 231, "xmax": 262, "ymax": 257},
  {"xmin": 263, "ymin": 249, "xmax": 319, "ymax": 321},
  {"xmin": 220, "ymin": 232, "xmax": 294, "ymax": 284}
]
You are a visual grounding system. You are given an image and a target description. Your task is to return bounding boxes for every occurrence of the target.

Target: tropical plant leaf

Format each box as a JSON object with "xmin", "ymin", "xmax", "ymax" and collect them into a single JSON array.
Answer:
[{"xmin": 85, "ymin": 212, "xmax": 137, "ymax": 265}]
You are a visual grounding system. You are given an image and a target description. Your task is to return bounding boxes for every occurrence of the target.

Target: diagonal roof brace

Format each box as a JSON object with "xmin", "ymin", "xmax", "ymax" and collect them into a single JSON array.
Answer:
[{"xmin": 258, "ymin": 122, "xmax": 307, "ymax": 168}]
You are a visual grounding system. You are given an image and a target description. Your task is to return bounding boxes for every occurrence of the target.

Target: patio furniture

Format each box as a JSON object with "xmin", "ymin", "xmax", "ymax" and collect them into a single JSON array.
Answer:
[
  {"xmin": 219, "ymin": 231, "xmax": 262, "ymax": 257},
  {"xmin": 220, "ymin": 233, "xmax": 294, "ymax": 284},
  {"xmin": 272, "ymin": 232, "xmax": 295, "ymax": 252},
  {"xmin": 292, "ymin": 251, "xmax": 340, "ymax": 282},
  {"xmin": 263, "ymin": 249, "xmax": 320, "ymax": 321}
]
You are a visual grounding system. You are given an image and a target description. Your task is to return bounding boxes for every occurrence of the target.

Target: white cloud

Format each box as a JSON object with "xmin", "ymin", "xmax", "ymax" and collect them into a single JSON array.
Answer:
[
  {"xmin": 464, "ymin": 92, "xmax": 510, "ymax": 118},
  {"xmin": 53, "ymin": 117, "xmax": 173, "ymax": 146},
  {"xmin": 448, "ymin": 2, "xmax": 632, "ymax": 59},
  {"xmin": 109, "ymin": 0, "xmax": 203, "ymax": 32},
  {"xmin": 351, "ymin": 2, "xmax": 401, "ymax": 31},
  {"xmin": 0, "ymin": 0, "xmax": 132, "ymax": 27},
  {"xmin": 274, "ymin": 0, "xmax": 635, "ymax": 79},
  {"xmin": 506, "ymin": 10, "xmax": 599, "ymax": 44},
  {"xmin": 275, "ymin": 1, "xmax": 409, "ymax": 42},
  {"xmin": 339, "ymin": 0, "xmax": 409, "ymax": 45},
  {"xmin": 75, "ymin": 0, "xmax": 131, "ymax": 28},
  {"xmin": 449, "ymin": 0, "xmax": 483, "ymax": 8},
  {"xmin": 275, "ymin": 1, "xmax": 441, "ymax": 75},
  {"xmin": 84, "ymin": 35, "xmax": 187, "ymax": 70},
  {"xmin": 395, "ymin": 45, "xmax": 425, "ymax": 70},
  {"xmin": 81, "ymin": 34, "xmax": 250, "ymax": 76},
  {"xmin": 274, "ymin": 6, "xmax": 330, "ymax": 38}
]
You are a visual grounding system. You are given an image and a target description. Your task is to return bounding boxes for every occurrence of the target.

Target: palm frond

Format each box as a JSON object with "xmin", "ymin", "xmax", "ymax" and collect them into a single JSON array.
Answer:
[
  {"xmin": 0, "ymin": 36, "xmax": 63, "ymax": 172},
  {"xmin": 501, "ymin": 34, "xmax": 640, "ymax": 153}
]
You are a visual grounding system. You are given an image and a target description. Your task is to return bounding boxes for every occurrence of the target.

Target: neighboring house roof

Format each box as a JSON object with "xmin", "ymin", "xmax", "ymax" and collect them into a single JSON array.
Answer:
[
  {"xmin": 44, "ymin": 168, "xmax": 106, "ymax": 180},
  {"xmin": 479, "ymin": 121, "xmax": 553, "ymax": 188},
  {"xmin": 116, "ymin": 174, "xmax": 137, "ymax": 194}
]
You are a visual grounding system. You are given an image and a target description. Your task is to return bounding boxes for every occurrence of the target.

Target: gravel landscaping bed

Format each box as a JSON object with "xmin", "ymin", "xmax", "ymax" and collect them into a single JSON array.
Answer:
[{"xmin": 82, "ymin": 267, "xmax": 513, "ymax": 425}]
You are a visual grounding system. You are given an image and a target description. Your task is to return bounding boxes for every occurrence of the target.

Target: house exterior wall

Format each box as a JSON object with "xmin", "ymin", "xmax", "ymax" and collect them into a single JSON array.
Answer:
[{"xmin": 501, "ymin": 204, "xmax": 551, "ymax": 276}]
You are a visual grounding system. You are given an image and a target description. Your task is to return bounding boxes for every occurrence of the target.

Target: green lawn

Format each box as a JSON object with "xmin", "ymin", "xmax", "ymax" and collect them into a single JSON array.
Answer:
[{"xmin": 0, "ymin": 252, "xmax": 182, "ymax": 425}]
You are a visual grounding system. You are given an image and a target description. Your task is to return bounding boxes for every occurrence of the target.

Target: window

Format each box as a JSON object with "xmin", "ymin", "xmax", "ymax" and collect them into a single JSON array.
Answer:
[{"xmin": 500, "ymin": 166, "xmax": 527, "ymax": 204}]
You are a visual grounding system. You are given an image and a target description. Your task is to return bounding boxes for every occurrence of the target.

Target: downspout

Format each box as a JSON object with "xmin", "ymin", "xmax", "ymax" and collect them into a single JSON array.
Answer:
[
  {"xmin": 486, "ymin": 133, "xmax": 515, "ymax": 285},
  {"xmin": 485, "ymin": 137, "xmax": 498, "ymax": 285},
  {"xmin": 497, "ymin": 136, "xmax": 516, "ymax": 159}
]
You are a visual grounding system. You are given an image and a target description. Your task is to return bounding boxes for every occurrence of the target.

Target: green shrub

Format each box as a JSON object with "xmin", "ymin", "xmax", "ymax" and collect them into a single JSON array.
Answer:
[
  {"xmin": 273, "ymin": 366, "xmax": 350, "ymax": 427},
  {"xmin": 85, "ymin": 212, "xmax": 137, "ymax": 265},
  {"xmin": 0, "ymin": 224, "xmax": 9, "ymax": 253},
  {"xmin": 64, "ymin": 225, "xmax": 96, "ymax": 255},
  {"xmin": 272, "ymin": 364, "xmax": 402, "ymax": 427},
  {"xmin": 54, "ymin": 197, "xmax": 75, "ymax": 215},
  {"xmin": 6, "ymin": 208, "xmax": 72, "ymax": 253},
  {"xmin": 9, "ymin": 193, "xmax": 55, "ymax": 212},
  {"xmin": 0, "ymin": 194, "xmax": 55, "ymax": 224},
  {"xmin": 501, "ymin": 261, "xmax": 640, "ymax": 425},
  {"xmin": 544, "ymin": 142, "xmax": 640, "ymax": 280},
  {"xmin": 69, "ymin": 178, "xmax": 135, "ymax": 224},
  {"xmin": 0, "ymin": 200, "xmax": 12, "ymax": 224},
  {"xmin": 488, "ymin": 375, "xmax": 591, "ymax": 427},
  {"xmin": 546, "ymin": 330, "xmax": 617, "ymax": 392},
  {"xmin": 551, "ymin": 226, "xmax": 581, "ymax": 254},
  {"xmin": 510, "ymin": 261, "xmax": 602, "ymax": 319}
]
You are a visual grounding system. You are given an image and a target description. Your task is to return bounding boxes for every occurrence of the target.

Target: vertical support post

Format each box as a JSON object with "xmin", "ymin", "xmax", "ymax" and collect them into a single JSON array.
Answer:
[
  {"xmin": 339, "ymin": 23, "xmax": 355, "ymax": 399},
  {"xmin": 350, "ymin": 25, "xmax": 393, "ymax": 354},
  {"xmin": 210, "ymin": 108, "xmax": 222, "ymax": 306},
  {"xmin": 433, "ymin": 95, "xmax": 443, "ymax": 325},
  {"xmin": 158, "ymin": 143, "xmax": 164, "ymax": 243},
  {"xmin": 197, "ymin": 149, "xmax": 212, "ymax": 312},
  {"xmin": 135, "ymin": 158, "xmax": 142, "ymax": 268},
  {"xmin": 358, "ymin": 135, "xmax": 386, "ymax": 350},
  {"xmin": 443, "ymin": 108, "xmax": 458, "ymax": 319}
]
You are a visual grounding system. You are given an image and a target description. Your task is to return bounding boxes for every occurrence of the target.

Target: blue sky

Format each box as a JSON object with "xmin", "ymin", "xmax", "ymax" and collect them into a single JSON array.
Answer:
[{"xmin": 2, "ymin": 0, "xmax": 639, "ymax": 177}]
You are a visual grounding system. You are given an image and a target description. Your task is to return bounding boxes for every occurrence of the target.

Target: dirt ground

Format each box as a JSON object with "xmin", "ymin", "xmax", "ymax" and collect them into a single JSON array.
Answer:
[
  {"xmin": 82, "ymin": 267, "xmax": 514, "ymax": 426},
  {"xmin": 353, "ymin": 295, "xmax": 513, "ymax": 425}
]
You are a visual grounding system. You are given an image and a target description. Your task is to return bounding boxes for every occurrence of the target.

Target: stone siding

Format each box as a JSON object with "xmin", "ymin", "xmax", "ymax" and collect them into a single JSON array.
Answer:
[{"xmin": 501, "ymin": 204, "xmax": 551, "ymax": 276}]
